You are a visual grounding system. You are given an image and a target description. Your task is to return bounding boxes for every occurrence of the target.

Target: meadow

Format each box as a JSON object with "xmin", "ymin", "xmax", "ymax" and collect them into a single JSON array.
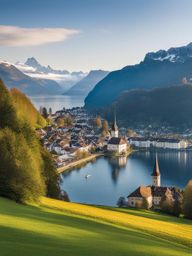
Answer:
[{"xmin": 0, "ymin": 197, "xmax": 191, "ymax": 256}]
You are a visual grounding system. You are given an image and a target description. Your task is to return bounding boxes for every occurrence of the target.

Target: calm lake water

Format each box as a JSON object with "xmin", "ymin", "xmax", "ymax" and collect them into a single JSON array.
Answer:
[
  {"xmin": 60, "ymin": 150, "xmax": 192, "ymax": 206},
  {"xmin": 30, "ymin": 95, "xmax": 84, "ymax": 112}
]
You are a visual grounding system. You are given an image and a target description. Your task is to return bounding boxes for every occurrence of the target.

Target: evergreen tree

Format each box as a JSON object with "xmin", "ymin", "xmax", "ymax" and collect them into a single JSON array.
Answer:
[
  {"xmin": 41, "ymin": 149, "xmax": 60, "ymax": 199},
  {"xmin": 49, "ymin": 107, "xmax": 52, "ymax": 116},
  {"xmin": 183, "ymin": 180, "xmax": 192, "ymax": 219},
  {"xmin": 42, "ymin": 107, "xmax": 48, "ymax": 119}
]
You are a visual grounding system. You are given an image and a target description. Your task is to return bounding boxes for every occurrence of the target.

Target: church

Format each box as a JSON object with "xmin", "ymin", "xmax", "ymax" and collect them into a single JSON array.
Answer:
[
  {"xmin": 127, "ymin": 155, "xmax": 179, "ymax": 209},
  {"xmin": 107, "ymin": 114, "xmax": 127, "ymax": 154}
]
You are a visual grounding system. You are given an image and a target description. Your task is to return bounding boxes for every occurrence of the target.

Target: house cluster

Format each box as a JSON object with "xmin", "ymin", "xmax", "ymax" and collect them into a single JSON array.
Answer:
[
  {"xmin": 127, "ymin": 155, "xmax": 181, "ymax": 209},
  {"xmin": 37, "ymin": 107, "xmax": 131, "ymax": 167},
  {"xmin": 128, "ymin": 137, "xmax": 188, "ymax": 150},
  {"xmin": 37, "ymin": 107, "xmax": 101, "ymax": 168}
]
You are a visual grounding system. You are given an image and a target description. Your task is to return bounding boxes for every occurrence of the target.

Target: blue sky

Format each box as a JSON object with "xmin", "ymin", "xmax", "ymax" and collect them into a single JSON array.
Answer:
[{"xmin": 0, "ymin": 0, "xmax": 192, "ymax": 71}]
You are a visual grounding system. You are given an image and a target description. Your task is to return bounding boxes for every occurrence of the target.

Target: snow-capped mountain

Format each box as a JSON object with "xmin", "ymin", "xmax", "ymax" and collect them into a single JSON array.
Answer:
[
  {"xmin": 15, "ymin": 57, "xmax": 87, "ymax": 92},
  {"xmin": 85, "ymin": 42, "xmax": 192, "ymax": 110},
  {"xmin": 144, "ymin": 42, "xmax": 192, "ymax": 63},
  {"xmin": 24, "ymin": 57, "xmax": 69, "ymax": 74},
  {"xmin": 0, "ymin": 59, "xmax": 63, "ymax": 95}
]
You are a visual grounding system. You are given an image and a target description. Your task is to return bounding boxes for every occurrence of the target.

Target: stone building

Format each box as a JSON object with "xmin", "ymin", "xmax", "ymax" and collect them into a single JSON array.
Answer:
[{"xmin": 127, "ymin": 155, "xmax": 179, "ymax": 209}]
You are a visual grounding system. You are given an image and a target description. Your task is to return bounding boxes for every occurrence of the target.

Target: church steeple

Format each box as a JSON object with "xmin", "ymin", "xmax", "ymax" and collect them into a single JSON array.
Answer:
[
  {"xmin": 151, "ymin": 154, "xmax": 161, "ymax": 187},
  {"xmin": 111, "ymin": 107, "xmax": 118, "ymax": 138}
]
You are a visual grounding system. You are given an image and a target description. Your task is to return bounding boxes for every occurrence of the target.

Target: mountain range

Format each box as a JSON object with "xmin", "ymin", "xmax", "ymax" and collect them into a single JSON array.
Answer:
[
  {"xmin": 85, "ymin": 42, "xmax": 192, "ymax": 110},
  {"xmin": 0, "ymin": 57, "xmax": 109, "ymax": 97},
  {"xmin": 64, "ymin": 70, "xmax": 109, "ymax": 97},
  {"xmin": 15, "ymin": 57, "xmax": 87, "ymax": 92},
  {"xmin": 0, "ymin": 61, "xmax": 63, "ymax": 95}
]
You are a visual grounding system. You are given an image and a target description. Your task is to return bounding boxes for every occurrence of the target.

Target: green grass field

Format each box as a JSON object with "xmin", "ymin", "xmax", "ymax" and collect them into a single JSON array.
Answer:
[{"xmin": 0, "ymin": 197, "xmax": 191, "ymax": 256}]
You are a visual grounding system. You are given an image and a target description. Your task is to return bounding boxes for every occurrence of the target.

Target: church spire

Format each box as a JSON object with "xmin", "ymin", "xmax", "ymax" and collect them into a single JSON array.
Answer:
[
  {"xmin": 111, "ymin": 106, "xmax": 118, "ymax": 137},
  {"xmin": 151, "ymin": 154, "xmax": 160, "ymax": 176},
  {"xmin": 151, "ymin": 154, "xmax": 161, "ymax": 186}
]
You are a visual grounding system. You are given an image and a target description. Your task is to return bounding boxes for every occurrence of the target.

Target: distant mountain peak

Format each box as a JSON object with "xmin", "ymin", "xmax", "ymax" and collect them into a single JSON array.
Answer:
[
  {"xmin": 25, "ymin": 57, "xmax": 41, "ymax": 67},
  {"xmin": 144, "ymin": 42, "xmax": 192, "ymax": 63}
]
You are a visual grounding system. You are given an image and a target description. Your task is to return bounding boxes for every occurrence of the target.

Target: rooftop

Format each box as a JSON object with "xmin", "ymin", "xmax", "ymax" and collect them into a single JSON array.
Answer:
[{"xmin": 108, "ymin": 137, "xmax": 127, "ymax": 145}]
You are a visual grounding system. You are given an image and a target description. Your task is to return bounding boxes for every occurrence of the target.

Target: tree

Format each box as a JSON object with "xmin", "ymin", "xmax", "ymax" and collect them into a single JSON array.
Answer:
[
  {"xmin": 41, "ymin": 149, "xmax": 60, "ymax": 199},
  {"xmin": 142, "ymin": 197, "xmax": 150, "ymax": 210},
  {"xmin": 42, "ymin": 107, "xmax": 48, "ymax": 119},
  {"xmin": 0, "ymin": 79, "xmax": 20, "ymax": 131},
  {"xmin": 117, "ymin": 197, "xmax": 126, "ymax": 207},
  {"xmin": 160, "ymin": 195, "xmax": 174, "ymax": 214},
  {"xmin": 49, "ymin": 107, "xmax": 52, "ymax": 116},
  {"xmin": 39, "ymin": 106, "xmax": 43, "ymax": 114},
  {"xmin": 127, "ymin": 129, "xmax": 137, "ymax": 137},
  {"xmin": 172, "ymin": 198, "xmax": 182, "ymax": 217},
  {"xmin": 64, "ymin": 116, "xmax": 73, "ymax": 127},
  {"xmin": 75, "ymin": 149, "xmax": 89, "ymax": 160},
  {"xmin": 57, "ymin": 117, "xmax": 65, "ymax": 127},
  {"xmin": 95, "ymin": 116, "xmax": 102, "ymax": 128},
  {"xmin": 11, "ymin": 88, "xmax": 46, "ymax": 128},
  {"xmin": 183, "ymin": 180, "xmax": 192, "ymax": 219},
  {"xmin": 102, "ymin": 120, "xmax": 109, "ymax": 134},
  {"xmin": 0, "ymin": 128, "xmax": 45, "ymax": 203}
]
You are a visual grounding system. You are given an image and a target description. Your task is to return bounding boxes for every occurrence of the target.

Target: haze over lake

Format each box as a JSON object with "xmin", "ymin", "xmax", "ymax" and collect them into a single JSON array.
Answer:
[
  {"xmin": 60, "ymin": 151, "xmax": 192, "ymax": 206},
  {"xmin": 30, "ymin": 95, "xmax": 84, "ymax": 112}
]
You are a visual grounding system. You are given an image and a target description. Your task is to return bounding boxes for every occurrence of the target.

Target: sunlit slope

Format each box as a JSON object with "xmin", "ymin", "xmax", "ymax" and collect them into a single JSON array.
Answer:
[{"xmin": 0, "ymin": 197, "xmax": 191, "ymax": 256}]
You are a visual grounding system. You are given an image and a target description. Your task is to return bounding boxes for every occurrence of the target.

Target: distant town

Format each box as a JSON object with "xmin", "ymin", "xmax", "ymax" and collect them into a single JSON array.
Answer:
[{"xmin": 36, "ymin": 106, "xmax": 191, "ymax": 171}]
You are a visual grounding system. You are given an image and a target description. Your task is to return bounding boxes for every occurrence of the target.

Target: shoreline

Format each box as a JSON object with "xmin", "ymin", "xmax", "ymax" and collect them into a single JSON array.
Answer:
[
  {"xmin": 57, "ymin": 149, "xmax": 133, "ymax": 174},
  {"xmin": 57, "ymin": 153, "xmax": 103, "ymax": 174}
]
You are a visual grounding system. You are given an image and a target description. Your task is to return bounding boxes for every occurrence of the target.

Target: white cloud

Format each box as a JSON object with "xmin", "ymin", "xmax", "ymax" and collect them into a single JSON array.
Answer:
[{"xmin": 0, "ymin": 26, "xmax": 80, "ymax": 46}]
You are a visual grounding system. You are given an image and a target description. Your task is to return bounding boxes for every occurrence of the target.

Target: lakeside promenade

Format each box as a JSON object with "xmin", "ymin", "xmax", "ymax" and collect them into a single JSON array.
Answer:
[{"xmin": 57, "ymin": 153, "xmax": 103, "ymax": 174}]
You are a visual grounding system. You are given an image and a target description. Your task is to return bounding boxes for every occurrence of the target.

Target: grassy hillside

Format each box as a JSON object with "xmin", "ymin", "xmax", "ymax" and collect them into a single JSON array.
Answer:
[{"xmin": 0, "ymin": 197, "xmax": 191, "ymax": 256}]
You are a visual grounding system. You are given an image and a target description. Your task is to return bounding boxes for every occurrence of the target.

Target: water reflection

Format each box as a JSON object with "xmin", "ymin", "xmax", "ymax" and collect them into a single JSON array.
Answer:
[
  {"xmin": 108, "ymin": 157, "xmax": 127, "ymax": 183},
  {"xmin": 60, "ymin": 151, "xmax": 192, "ymax": 206}
]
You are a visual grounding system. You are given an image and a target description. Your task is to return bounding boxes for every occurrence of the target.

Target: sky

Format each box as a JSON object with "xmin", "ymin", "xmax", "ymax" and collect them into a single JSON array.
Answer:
[{"xmin": 0, "ymin": 0, "xmax": 192, "ymax": 72}]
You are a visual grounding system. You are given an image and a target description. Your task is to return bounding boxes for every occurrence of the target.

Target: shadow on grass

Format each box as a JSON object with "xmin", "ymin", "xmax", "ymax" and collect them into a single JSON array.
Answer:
[
  {"xmin": 98, "ymin": 205, "xmax": 192, "ymax": 225},
  {"xmin": 0, "ymin": 218, "xmax": 190, "ymax": 256}
]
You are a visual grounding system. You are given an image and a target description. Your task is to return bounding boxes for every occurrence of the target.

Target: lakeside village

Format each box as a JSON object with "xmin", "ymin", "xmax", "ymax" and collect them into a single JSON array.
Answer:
[
  {"xmin": 37, "ymin": 106, "xmax": 191, "ymax": 211},
  {"xmin": 37, "ymin": 106, "xmax": 191, "ymax": 170}
]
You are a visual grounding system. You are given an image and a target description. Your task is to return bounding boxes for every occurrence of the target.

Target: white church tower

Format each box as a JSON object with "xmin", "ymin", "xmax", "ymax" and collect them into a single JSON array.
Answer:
[
  {"xmin": 151, "ymin": 154, "xmax": 161, "ymax": 187},
  {"xmin": 111, "ymin": 110, "xmax": 119, "ymax": 138}
]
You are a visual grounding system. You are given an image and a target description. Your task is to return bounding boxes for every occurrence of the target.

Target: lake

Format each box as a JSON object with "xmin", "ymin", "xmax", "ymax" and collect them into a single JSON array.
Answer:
[
  {"xmin": 60, "ymin": 150, "xmax": 192, "ymax": 206},
  {"xmin": 30, "ymin": 95, "xmax": 85, "ymax": 113}
]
